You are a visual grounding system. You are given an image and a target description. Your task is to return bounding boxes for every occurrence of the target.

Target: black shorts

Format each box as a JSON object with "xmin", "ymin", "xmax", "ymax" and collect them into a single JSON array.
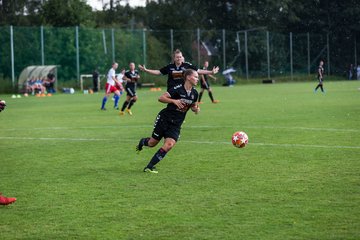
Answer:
[
  {"xmin": 200, "ymin": 80, "xmax": 210, "ymax": 89},
  {"xmin": 125, "ymin": 87, "xmax": 136, "ymax": 97},
  {"xmin": 151, "ymin": 114, "xmax": 181, "ymax": 141}
]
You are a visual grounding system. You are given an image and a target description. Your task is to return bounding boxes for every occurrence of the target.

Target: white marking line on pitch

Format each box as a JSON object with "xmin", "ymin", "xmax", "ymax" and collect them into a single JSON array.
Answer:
[
  {"xmin": 0, "ymin": 137, "xmax": 107, "ymax": 141},
  {"xmin": 1, "ymin": 125, "xmax": 153, "ymax": 131},
  {"xmin": 1, "ymin": 137, "xmax": 360, "ymax": 150},
  {"xmin": 186, "ymin": 125, "xmax": 360, "ymax": 133},
  {"xmin": 2, "ymin": 125, "xmax": 359, "ymax": 133}
]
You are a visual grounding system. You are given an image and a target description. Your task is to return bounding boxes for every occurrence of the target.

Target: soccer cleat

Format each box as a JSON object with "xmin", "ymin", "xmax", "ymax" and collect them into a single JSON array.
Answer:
[
  {"xmin": 136, "ymin": 139, "xmax": 145, "ymax": 153},
  {"xmin": 126, "ymin": 108, "xmax": 133, "ymax": 116},
  {"xmin": 143, "ymin": 167, "xmax": 158, "ymax": 174},
  {"xmin": 0, "ymin": 194, "xmax": 16, "ymax": 206},
  {"xmin": 197, "ymin": 101, "xmax": 204, "ymax": 104},
  {"xmin": 114, "ymin": 106, "xmax": 119, "ymax": 110},
  {"xmin": 212, "ymin": 100, "xmax": 220, "ymax": 103},
  {"xmin": 101, "ymin": 108, "xmax": 107, "ymax": 111},
  {"xmin": 119, "ymin": 111, "xmax": 125, "ymax": 116}
]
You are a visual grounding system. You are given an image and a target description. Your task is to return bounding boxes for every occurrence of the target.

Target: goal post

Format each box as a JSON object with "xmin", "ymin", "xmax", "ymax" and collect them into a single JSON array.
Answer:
[{"xmin": 80, "ymin": 74, "xmax": 104, "ymax": 91}]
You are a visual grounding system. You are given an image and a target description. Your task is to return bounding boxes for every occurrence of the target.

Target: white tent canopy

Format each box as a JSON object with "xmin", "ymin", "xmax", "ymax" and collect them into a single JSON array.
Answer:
[{"xmin": 18, "ymin": 65, "xmax": 58, "ymax": 88}]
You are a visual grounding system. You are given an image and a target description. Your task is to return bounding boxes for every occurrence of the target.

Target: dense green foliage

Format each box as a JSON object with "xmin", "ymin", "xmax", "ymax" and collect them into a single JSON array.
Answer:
[
  {"xmin": 0, "ymin": 1, "xmax": 359, "ymax": 91},
  {"xmin": 1, "ymin": 81, "xmax": 359, "ymax": 239},
  {"xmin": 1, "ymin": 0, "xmax": 359, "ymax": 34}
]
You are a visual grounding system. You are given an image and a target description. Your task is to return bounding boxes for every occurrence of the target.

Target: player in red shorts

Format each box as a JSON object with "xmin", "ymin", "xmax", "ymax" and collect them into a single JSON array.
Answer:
[
  {"xmin": 101, "ymin": 62, "xmax": 122, "ymax": 110},
  {"xmin": 0, "ymin": 193, "xmax": 16, "ymax": 205},
  {"xmin": 113, "ymin": 69, "xmax": 125, "ymax": 103}
]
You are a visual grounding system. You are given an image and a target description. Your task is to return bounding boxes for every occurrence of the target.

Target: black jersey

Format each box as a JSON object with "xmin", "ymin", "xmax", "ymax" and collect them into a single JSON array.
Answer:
[
  {"xmin": 317, "ymin": 65, "xmax": 324, "ymax": 79},
  {"xmin": 202, "ymin": 66, "xmax": 209, "ymax": 81},
  {"xmin": 158, "ymin": 84, "xmax": 198, "ymax": 126},
  {"xmin": 200, "ymin": 66, "xmax": 211, "ymax": 89},
  {"xmin": 124, "ymin": 70, "xmax": 139, "ymax": 88},
  {"xmin": 159, "ymin": 62, "xmax": 198, "ymax": 89}
]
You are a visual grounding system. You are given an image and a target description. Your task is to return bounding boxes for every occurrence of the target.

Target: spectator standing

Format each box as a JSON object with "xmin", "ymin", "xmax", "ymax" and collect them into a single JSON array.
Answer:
[
  {"xmin": 92, "ymin": 67, "xmax": 99, "ymax": 92},
  {"xmin": 348, "ymin": 64, "xmax": 353, "ymax": 80}
]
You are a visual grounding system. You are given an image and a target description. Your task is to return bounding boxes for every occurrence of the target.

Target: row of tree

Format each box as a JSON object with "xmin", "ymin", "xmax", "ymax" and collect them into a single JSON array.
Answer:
[
  {"xmin": 0, "ymin": 0, "xmax": 359, "ymax": 89},
  {"xmin": 1, "ymin": 0, "xmax": 359, "ymax": 35}
]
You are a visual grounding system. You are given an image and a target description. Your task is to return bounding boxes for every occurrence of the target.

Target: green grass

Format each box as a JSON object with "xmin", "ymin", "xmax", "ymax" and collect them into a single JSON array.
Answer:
[{"xmin": 1, "ymin": 81, "xmax": 359, "ymax": 239}]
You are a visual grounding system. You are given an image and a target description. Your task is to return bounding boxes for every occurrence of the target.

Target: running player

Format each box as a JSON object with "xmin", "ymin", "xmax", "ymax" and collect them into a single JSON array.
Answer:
[
  {"xmin": 113, "ymin": 69, "xmax": 125, "ymax": 103},
  {"xmin": 314, "ymin": 60, "xmax": 325, "ymax": 93},
  {"xmin": 138, "ymin": 49, "xmax": 219, "ymax": 90},
  {"xmin": 119, "ymin": 62, "xmax": 140, "ymax": 116},
  {"xmin": 198, "ymin": 60, "xmax": 219, "ymax": 104},
  {"xmin": 136, "ymin": 69, "xmax": 200, "ymax": 173},
  {"xmin": 101, "ymin": 62, "xmax": 121, "ymax": 110}
]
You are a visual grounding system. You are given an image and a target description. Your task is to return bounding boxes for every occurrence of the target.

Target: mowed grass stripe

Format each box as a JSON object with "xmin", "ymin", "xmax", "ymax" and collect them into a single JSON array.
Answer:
[{"xmin": 1, "ymin": 136, "xmax": 360, "ymax": 149}]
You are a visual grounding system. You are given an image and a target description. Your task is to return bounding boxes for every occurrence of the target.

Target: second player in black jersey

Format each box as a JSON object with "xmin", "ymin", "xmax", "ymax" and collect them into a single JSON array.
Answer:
[
  {"xmin": 120, "ymin": 62, "xmax": 140, "ymax": 115},
  {"xmin": 159, "ymin": 61, "xmax": 197, "ymax": 89},
  {"xmin": 138, "ymin": 49, "xmax": 219, "ymax": 90},
  {"xmin": 198, "ymin": 60, "xmax": 219, "ymax": 104},
  {"xmin": 314, "ymin": 60, "xmax": 325, "ymax": 93},
  {"xmin": 136, "ymin": 69, "xmax": 200, "ymax": 173}
]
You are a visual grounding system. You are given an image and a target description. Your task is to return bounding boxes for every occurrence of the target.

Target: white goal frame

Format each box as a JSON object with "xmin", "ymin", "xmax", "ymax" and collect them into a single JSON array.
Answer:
[{"xmin": 80, "ymin": 74, "xmax": 104, "ymax": 91}]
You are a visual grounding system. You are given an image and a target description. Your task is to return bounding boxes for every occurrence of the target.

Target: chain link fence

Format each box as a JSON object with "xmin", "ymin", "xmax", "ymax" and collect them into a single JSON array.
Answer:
[{"xmin": 0, "ymin": 26, "xmax": 358, "ymax": 92}]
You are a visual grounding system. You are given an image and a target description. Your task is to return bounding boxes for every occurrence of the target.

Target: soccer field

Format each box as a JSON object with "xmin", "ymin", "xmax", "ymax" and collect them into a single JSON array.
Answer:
[{"xmin": 1, "ymin": 81, "xmax": 359, "ymax": 239}]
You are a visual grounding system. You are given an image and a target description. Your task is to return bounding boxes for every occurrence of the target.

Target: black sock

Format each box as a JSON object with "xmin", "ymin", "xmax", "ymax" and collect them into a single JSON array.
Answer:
[
  {"xmin": 146, "ymin": 148, "xmax": 167, "ymax": 169},
  {"xmin": 128, "ymin": 99, "xmax": 135, "ymax": 109},
  {"xmin": 320, "ymin": 85, "xmax": 324, "ymax": 92},
  {"xmin": 198, "ymin": 92, "xmax": 203, "ymax": 102},
  {"xmin": 121, "ymin": 101, "xmax": 129, "ymax": 111},
  {"xmin": 315, "ymin": 85, "xmax": 320, "ymax": 91},
  {"xmin": 209, "ymin": 92, "xmax": 214, "ymax": 102},
  {"xmin": 143, "ymin": 137, "xmax": 150, "ymax": 146}
]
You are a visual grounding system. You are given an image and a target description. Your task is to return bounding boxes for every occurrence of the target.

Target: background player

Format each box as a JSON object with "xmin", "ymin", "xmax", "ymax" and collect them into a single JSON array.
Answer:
[
  {"xmin": 136, "ymin": 69, "xmax": 200, "ymax": 173},
  {"xmin": 314, "ymin": 60, "xmax": 325, "ymax": 93},
  {"xmin": 101, "ymin": 62, "xmax": 121, "ymax": 110},
  {"xmin": 112, "ymin": 69, "xmax": 125, "ymax": 105},
  {"xmin": 198, "ymin": 60, "xmax": 219, "ymax": 104},
  {"xmin": 119, "ymin": 62, "xmax": 140, "ymax": 116},
  {"xmin": 138, "ymin": 49, "xmax": 219, "ymax": 90}
]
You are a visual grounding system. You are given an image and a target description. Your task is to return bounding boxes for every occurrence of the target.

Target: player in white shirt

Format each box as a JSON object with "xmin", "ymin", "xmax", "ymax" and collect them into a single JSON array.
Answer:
[{"xmin": 101, "ymin": 62, "xmax": 121, "ymax": 110}]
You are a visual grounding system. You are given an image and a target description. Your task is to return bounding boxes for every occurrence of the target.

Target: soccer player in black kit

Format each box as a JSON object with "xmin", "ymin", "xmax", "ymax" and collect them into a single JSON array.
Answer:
[
  {"xmin": 136, "ymin": 69, "xmax": 200, "ymax": 173},
  {"xmin": 138, "ymin": 49, "xmax": 219, "ymax": 90},
  {"xmin": 198, "ymin": 60, "xmax": 219, "ymax": 104},
  {"xmin": 119, "ymin": 62, "xmax": 140, "ymax": 115},
  {"xmin": 314, "ymin": 60, "xmax": 325, "ymax": 93}
]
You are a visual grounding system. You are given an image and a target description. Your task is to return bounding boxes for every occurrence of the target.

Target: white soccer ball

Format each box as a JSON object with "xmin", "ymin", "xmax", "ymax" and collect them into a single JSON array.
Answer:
[{"xmin": 232, "ymin": 131, "xmax": 249, "ymax": 148}]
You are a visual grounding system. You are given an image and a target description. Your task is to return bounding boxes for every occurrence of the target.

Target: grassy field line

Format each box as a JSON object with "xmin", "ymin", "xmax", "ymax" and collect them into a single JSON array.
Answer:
[
  {"xmin": 2, "ymin": 125, "xmax": 360, "ymax": 132},
  {"xmin": 1, "ymin": 136, "xmax": 360, "ymax": 149}
]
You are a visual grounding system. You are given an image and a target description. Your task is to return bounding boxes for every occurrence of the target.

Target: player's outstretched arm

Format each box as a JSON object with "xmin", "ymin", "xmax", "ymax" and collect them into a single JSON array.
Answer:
[
  {"xmin": 197, "ymin": 66, "xmax": 219, "ymax": 76},
  {"xmin": 138, "ymin": 64, "xmax": 161, "ymax": 75}
]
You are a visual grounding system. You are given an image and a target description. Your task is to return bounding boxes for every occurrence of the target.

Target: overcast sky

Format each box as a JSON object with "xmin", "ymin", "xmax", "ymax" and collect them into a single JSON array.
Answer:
[{"xmin": 87, "ymin": 0, "xmax": 146, "ymax": 10}]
